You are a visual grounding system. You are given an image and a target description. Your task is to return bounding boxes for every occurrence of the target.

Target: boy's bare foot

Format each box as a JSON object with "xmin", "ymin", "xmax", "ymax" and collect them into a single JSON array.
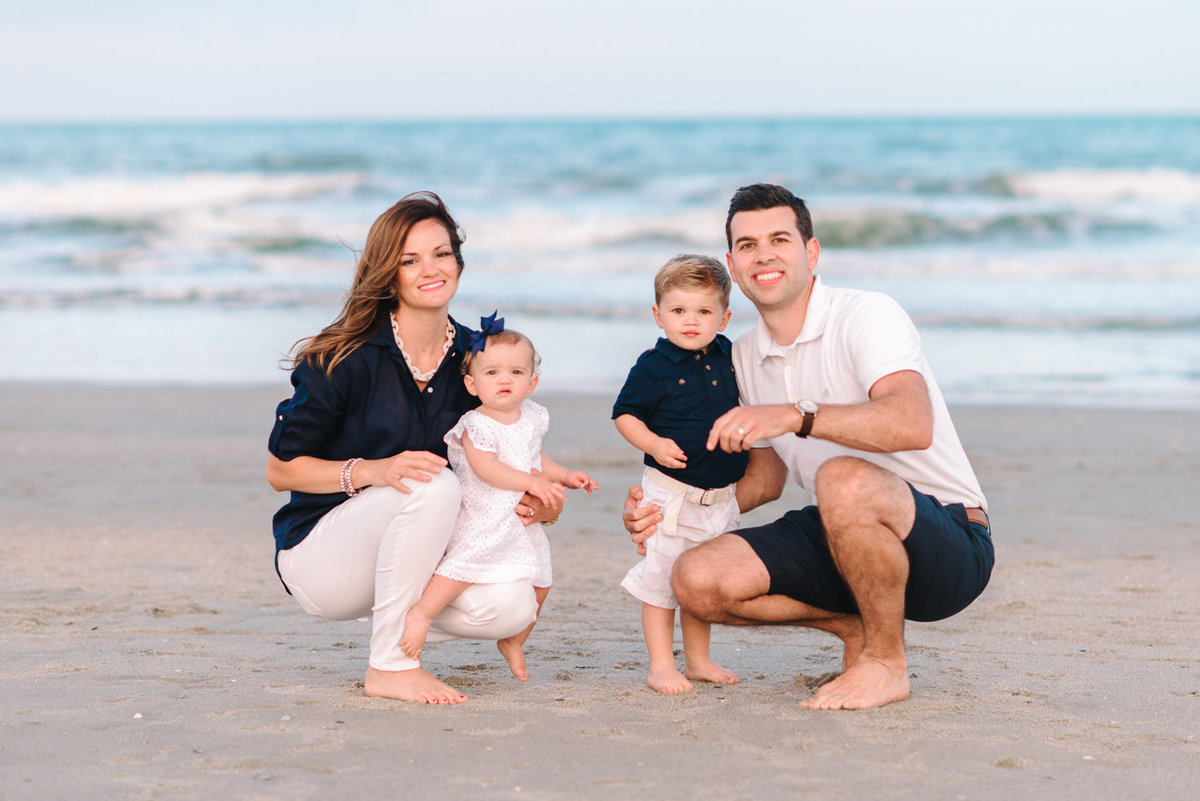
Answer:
[
  {"xmin": 685, "ymin": 658, "xmax": 741, "ymax": 685},
  {"xmin": 398, "ymin": 608, "xmax": 432, "ymax": 660},
  {"xmin": 800, "ymin": 656, "xmax": 909, "ymax": 710},
  {"xmin": 364, "ymin": 666, "xmax": 466, "ymax": 704},
  {"xmin": 647, "ymin": 663, "xmax": 694, "ymax": 695},
  {"xmin": 496, "ymin": 636, "xmax": 530, "ymax": 682}
]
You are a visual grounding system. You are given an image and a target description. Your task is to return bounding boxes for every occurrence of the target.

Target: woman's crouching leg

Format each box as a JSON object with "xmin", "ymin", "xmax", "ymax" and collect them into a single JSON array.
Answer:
[
  {"xmin": 425, "ymin": 581, "xmax": 539, "ymax": 644},
  {"xmin": 367, "ymin": 470, "xmax": 462, "ymax": 671},
  {"xmin": 280, "ymin": 472, "xmax": 458, "ymax": 635}
]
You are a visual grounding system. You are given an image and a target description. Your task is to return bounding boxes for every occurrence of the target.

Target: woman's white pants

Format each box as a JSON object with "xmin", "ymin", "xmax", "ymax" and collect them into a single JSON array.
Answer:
[{"xmin": 276, "ymin": 471, "xmax": 538, "ymax": 671}]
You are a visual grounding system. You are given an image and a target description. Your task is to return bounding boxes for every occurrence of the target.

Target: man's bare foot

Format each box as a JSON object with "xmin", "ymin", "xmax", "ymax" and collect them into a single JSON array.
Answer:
[
  {"xmin": 398, "ymin": 608, "xmax": 432, "ymax": 660},
  {"xmin": 496, "ymin": 636, "xmax": 530, "ymax": 682},
  {"xmin": 647, "ymin": 663, "xmax": 694, "ymax": 695},
  {"xmin": 821, "ymin": 617, "xmax": 865, "ymax": 671},
  {"xmin": 685, "ymin": 658, "xmax": 741, "ymax": 685},
  {"xmin": 839, "ymin": 631, "xmax": 865, "ymax": 672},
  {"xmin": 364, "ymin": 666, "xmax": 466, "ymax": 704},
  {"xmin": 800, "ymin": 656, "xmax": 909, "ymax": 710}
]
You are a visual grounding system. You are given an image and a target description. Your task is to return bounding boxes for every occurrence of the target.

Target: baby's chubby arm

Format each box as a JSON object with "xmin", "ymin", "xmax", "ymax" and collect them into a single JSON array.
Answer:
[
  {"xmin": 614, "ymin": 414, "xmax": 686, "ymax": 470},
  {"xmin": 539, "ymin": 453, "xmax": 599, "ymax": 494},
  {"xmin": 462, "ymin": 432, "xmax": 566, "ymax": 507}
]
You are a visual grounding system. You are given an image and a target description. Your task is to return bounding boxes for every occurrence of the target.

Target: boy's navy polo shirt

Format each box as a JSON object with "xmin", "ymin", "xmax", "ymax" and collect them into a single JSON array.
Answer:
[
  {"xmin": 268, "ymin": 316, "xmax": 480, "ymax": 554},
  {"xmin": 612, "ymin": 334, "xmax": 747, "ymax": 490}
]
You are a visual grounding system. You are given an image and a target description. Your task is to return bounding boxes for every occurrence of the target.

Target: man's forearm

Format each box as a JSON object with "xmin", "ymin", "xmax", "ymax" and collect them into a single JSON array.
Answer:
[
  {"xmin": 805, "ymin": 371, "xmax": 934, "ymax": 453},
  {"xmin": 735, "ymin": 447, "xmax": 787, "ymax": 513}
]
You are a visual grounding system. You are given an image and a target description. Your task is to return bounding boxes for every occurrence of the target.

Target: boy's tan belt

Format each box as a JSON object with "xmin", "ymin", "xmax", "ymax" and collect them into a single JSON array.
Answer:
[
  {"xmin": 646, "ymin": 468, "xmax": 735, "ymax": 506},
  {"xmin": 645, "ymin": 468, "xmax": 736, "ymax": 539}
]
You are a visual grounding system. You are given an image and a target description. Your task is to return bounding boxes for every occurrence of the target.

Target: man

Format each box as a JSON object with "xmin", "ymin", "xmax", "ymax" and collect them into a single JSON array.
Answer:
[{"xmin": 623, "ymin": 184, "xmax": 993, "ymax": 710}]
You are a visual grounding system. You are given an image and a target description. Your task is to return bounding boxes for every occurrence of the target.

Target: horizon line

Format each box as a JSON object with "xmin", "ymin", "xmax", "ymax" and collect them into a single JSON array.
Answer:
[{"xmin": 2, "ymin": 110, "xmax": 1199, "ymax": 126}]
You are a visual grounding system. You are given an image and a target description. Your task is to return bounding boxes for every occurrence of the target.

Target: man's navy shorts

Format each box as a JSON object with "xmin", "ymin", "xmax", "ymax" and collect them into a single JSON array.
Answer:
[{"xmin": 732, "ymin": 485, "xmax": 994, "ymax": 622}]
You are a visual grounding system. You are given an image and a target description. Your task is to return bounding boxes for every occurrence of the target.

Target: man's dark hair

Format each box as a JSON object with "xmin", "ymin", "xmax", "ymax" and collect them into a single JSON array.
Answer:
[{"xmin": 725, "ymin": 183, "xmax": 814, "ymax": 249}]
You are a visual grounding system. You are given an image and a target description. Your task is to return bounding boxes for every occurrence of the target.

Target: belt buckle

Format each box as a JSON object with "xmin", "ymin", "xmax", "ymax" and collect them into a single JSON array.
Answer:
[{"xmin": 697, "ymin": 489, "xmax": 714, "ymax": 506}]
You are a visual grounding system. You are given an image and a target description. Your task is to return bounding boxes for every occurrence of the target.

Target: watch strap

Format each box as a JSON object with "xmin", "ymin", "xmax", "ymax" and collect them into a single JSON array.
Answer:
[{"xmin": 797, "ymin": 409, "xmax": 815, "ymax": 438}]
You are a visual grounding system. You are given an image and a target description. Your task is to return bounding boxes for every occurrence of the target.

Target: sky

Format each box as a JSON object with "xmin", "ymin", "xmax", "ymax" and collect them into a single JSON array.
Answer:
[{"xmin": 2, "ymin": 0, "xmax": 1197, "ymax": 121}]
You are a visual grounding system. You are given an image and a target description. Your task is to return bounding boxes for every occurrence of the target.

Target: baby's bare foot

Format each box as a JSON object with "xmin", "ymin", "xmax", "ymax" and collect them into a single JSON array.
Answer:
[
  {"xmin": 685, "ymin": 658, "xmax": 741, "ymax": 685},
  {"xmin": 496, "ymin": 636, "xmax": 530, "ymax": 682},
  {"xmin": 364, "ymin": 667, "xmax": 466, "ymax": 704},
  {"xmin": 398, "ymin": 608, "xmax": 432, "ymax": 661},
  {"xmin": 647, "ymin": 663, "xmax": 694, "ymax": 695}
]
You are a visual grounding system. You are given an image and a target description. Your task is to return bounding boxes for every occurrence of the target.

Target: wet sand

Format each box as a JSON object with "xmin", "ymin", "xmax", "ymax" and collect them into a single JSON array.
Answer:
[{"xmin": 2, "ymin": 384, "xmax": 1198, "ymax": 800}]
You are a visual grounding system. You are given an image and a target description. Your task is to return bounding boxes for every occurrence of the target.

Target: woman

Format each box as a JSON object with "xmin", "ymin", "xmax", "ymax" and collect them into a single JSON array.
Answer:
[{"xmin": 266, "ymin": 192, "xmax": 552, "ymax": 704}]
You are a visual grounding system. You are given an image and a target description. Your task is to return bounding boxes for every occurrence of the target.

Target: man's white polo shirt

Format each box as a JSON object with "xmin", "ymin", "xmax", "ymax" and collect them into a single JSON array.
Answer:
[{"xmin": 732, "ymin": 276, "xmax": 986, "ymax": 511}]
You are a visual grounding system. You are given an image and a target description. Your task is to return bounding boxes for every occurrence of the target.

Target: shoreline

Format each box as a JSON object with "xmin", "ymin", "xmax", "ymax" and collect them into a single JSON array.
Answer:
[
  {"xmin": 1, "ymin": 377, "xmax": 1197, "ymax": 414},
  {"xmin": 3, "ymin": 384, "xmax": 1198, "ymax": 799}
]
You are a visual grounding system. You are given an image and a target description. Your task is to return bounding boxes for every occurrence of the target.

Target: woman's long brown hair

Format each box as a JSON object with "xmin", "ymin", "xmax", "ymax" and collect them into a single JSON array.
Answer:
[{"xmin": 287, "ymin": 191, "xmax": 466, "ymax": 374}]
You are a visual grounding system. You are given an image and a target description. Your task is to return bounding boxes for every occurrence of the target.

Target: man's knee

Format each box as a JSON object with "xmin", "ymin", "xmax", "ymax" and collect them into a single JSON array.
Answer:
[
  {"xmin": 671, "ymin": 535, "xmax": 747, "ymax": 621},
  {"xmin": 814, "ymin": 456, "xmax": 883, "ymax": 504},
  {"xmin": 814, "ymin": 456, "xmax": 914, "ymax": 539}
]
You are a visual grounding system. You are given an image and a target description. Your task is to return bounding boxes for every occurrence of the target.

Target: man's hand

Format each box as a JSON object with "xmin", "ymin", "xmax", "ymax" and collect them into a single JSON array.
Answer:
[
  {"xmin": 707, "ymin": 404, "xmax": 803, "ymax": 453},
  {"xmin": 622, "ymin": 485, "xmax": 662, "ymax": 555}
]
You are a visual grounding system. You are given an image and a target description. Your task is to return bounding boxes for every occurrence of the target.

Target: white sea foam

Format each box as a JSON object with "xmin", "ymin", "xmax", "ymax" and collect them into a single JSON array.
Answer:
[
  {"xmin": 466, "ymin": 207, "xmax": 725, "ymax": 255},
  {"xmin": 1005, "ymin": 168, "xmax": 1200, "ymax": 204},
  {"xmin": 0, "ymin": 172, "xmax": 364, "ymax": 220}
]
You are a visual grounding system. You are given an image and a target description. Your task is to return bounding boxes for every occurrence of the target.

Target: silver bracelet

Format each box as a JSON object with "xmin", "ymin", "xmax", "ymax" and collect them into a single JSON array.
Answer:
[{"xmin": 340, "ymin": 457, "xmax": 363, "ymax": 496}]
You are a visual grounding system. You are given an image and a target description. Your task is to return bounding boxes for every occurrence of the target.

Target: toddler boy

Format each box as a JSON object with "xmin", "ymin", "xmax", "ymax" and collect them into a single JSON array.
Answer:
[{"xmin": 612, "ymin": 254, "xmax": 748, "ymax": 694}]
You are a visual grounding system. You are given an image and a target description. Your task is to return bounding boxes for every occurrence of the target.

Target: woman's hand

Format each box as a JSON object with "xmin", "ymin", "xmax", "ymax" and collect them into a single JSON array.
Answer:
[
  {"xmin": 360, "ymin": 451, "xmax": 449, "ymax": 493},
  {"xmin": 622, "ymin": 485, "xmax": 662, "ymax": 555},
  {"xmin": 514, "ymin": 490, "xmax": 564, "ymax": 527}
]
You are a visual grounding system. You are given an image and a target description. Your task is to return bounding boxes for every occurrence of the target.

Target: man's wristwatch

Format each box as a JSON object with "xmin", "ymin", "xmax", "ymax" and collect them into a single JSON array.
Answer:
[{"xmin": 794, "ymin": 400, "xmax": 819, "ymax": 438}]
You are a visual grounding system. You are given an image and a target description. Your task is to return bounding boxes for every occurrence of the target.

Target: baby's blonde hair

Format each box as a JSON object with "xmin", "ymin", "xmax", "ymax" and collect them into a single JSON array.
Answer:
[
  {"xmin": 460, "ymin": 328, "xmax": 542, "ymax": 375},
  {"xmin": 653, "ymin": 254, "xmax": 732, "ymax": 308}
]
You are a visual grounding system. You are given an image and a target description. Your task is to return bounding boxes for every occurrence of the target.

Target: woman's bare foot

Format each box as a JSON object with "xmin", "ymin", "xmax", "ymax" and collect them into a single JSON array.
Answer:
[
  {"xmin": 364, "ymin": 666, "xmax": 466, "ymax": 704},
  {"xmin": 398, "ymin": 608, "xmax": 432, "ymax": 660},
  {"xmin": 685, "ymin": 658, "xmax": 741, "ymax": 685},
  {"xmin": 800, "ymin": 656, "xmax": 908, "ymax": 710},
  {"xmin": 496, "ymin": 636, "xmax": 530, "ymax": 682},
  {"xmin": 647, "ymin": 662, "xmax": 694, "ymax": 695}
]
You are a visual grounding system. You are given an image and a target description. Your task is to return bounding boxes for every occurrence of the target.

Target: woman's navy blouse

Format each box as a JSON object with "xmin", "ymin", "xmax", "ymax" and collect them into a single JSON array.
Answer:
[{"xmin": 268, "ymin": 317, "xmax": 479, "ymax": 553}]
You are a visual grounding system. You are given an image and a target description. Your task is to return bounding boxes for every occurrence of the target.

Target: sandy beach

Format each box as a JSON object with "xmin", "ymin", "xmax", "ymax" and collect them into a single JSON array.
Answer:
[{"xmin": 2, "ymin": 383, "xmax": 1197, "ymax": 800}]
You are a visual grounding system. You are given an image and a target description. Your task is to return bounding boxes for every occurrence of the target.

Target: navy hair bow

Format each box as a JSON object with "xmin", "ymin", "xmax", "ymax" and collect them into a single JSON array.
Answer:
[{"xmin": 466, "ymin": 310, "xmax": 505, "ymax": 355}]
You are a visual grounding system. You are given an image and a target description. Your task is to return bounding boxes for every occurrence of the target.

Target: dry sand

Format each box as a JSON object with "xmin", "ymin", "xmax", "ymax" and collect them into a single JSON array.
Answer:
[{"xmin": 2, "ymin": 384, "xmax": 1198, "ymax": 800}]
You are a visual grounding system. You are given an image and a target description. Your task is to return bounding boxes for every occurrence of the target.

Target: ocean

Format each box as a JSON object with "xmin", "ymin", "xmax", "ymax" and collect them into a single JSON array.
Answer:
[{"xmin": 1, "ymin": 117, "xmax": 1198, "ymax": 409}]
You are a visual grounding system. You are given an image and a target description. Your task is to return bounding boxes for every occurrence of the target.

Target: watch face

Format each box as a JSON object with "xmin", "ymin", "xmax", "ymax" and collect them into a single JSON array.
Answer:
[{"xmin": 798, "ymin": 400, "xmax": 819, "ymax": 413}]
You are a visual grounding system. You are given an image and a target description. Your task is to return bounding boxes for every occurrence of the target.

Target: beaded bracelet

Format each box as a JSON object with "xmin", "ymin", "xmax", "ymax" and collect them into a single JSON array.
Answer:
[{"xmin": 340, "ymin": 457, "xmax": 363, "ymax": 497}]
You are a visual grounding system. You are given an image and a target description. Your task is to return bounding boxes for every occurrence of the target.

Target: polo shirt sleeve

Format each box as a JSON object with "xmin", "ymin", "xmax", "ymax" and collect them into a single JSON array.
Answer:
[
  {"xmin": 611, "ymin": 351, "xmax": 658, "ymax": 422},
  {"xmin": 268, "ymin": 359, "xmax": 348, "ymax": 461},
  {"xmin": 844, "ymin": 292, "xmax": 926, "ymax": 393}
]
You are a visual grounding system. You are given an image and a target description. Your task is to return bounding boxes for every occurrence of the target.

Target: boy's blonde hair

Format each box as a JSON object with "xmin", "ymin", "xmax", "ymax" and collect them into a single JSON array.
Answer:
[
  {"xmin": 460, "ymin": 328, "xmax": 541, "ymax": 375},
  {"xmin": 653, "ymin": 254, "xmax": 732, "ymax": 308}
]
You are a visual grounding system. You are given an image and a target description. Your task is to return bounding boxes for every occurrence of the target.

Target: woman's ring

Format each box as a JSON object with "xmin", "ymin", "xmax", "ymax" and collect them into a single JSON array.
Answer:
[{"xmin": 736, "ymin": 427, "xmax": 746, "ymax": 436}]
